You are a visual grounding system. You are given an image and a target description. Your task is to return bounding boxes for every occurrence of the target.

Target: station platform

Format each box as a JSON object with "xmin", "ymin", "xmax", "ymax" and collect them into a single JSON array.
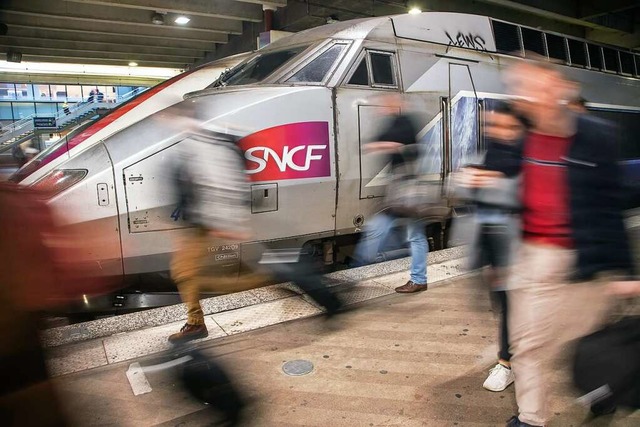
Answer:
[{"xmin": 44, "ymin": 247, "xmax": 639, "ymax": 426}]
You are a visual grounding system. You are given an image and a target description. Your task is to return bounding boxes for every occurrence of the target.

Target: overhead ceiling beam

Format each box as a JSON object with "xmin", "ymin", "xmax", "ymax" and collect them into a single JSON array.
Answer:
[
  {"xmin": 1, "ymin": 17, "xmax": 229, "ymax": 44},
  {"xmin": 586, "ymin": 28, "xmax": 640, "ymax": 49},
  {"xmin": 233, "ymin": 0, "xmax": 286, "ymax": 7},
  {"xmin": 0, "ymin": 41, "xmax": 200, "ymax": 60},
  {"xmin": 19, "ymin": 54, "xmax": 189, "ymax": 68},
  {"xmin": 5, "ymin": 46, "xmax": 196, "ymax": 64},
  {"xmin": 1, "ymin": 26, "xmax": 220, "ymax": 49},
  {"xmin": 578, "ymin": 0, "xmax": 640, "ymax": 19},
  {"xmin": 63, "ymin": 0, "xmax": 263, "ymax": 22},
  {"xmin": 472, "ymin": 0, "xmax": 620, "ymax": 30},
  {"xmin": 0, "ymin": 34, "xmax": 207, "ymax": 55},
  {"xmin": 0, "ymin": 2, "xmax": 243, "ymax": 35}
]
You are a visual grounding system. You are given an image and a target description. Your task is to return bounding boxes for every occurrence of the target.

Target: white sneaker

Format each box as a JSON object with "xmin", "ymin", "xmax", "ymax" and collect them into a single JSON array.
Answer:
[{"xmin": 483, "ymin": 363, "xmax": 515, "ymax": 392}]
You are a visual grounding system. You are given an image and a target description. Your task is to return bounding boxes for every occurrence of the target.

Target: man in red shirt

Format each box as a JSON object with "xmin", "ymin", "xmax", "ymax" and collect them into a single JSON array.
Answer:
[{"xmin": 463, "ymin": 59, "xmax": 635, "ymax": 426}]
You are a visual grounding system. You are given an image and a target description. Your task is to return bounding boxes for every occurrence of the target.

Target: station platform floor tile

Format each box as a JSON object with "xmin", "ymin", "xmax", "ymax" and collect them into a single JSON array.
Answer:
[{"xmin": 51, "ymin": 275, "xmax": 640, "ymax": 426}]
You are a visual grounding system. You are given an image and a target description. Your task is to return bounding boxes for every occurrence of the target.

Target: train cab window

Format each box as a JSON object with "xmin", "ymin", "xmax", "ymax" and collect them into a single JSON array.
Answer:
[
  {"xmin": 603, "ymin": 48, "xmax": 620, "ymax": 73},
  {"xmin": 287, "ymin": 43, "xmax": 347, "ymax": 83},
  {"xmin": 348, "ymin": 58, "xmax": 369, "ymax": 85},
  {"xmin": 619, "ymin": 52, "xmax": 634, "ymax": 75},
  {"xmin": 521, "ymin": 28, "xmax": 545, "ymax": 56},
  {"xmin": 370, "ymin": 52, "xmax": 396, "ymax": 86},
  {"xmin": 545, "ymin": 33, "xmax": 567, "ymax": 62},
  {"xmin": 588, "ymin": 44, "xmax": 603, "ymax": 70},
  {"xmin": 568, "ymin": 39, "xmax": 587, "ymax": 67},
  {"xmin": 211, "ymin": 45, "xmax": 308, "ymax": 87}
]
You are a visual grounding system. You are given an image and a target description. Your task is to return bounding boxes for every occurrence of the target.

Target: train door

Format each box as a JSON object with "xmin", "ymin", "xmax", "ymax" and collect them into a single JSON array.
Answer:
[{"xmin": 333, "ymin": 49, "xmax": 402, "ymax": 236}]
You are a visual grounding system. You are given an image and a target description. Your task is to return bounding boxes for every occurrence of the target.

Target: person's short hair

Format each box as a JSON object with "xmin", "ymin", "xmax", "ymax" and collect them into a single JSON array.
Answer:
[{"xmin": 489, "ymin": 99, "xmax": 531, "ymax": 128}]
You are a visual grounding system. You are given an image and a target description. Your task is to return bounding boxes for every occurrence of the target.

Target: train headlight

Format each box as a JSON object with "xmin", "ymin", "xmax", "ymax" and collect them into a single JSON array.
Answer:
[{"xmin": 31, "ymin": 169, "xmax": 88, "ymax": 197}]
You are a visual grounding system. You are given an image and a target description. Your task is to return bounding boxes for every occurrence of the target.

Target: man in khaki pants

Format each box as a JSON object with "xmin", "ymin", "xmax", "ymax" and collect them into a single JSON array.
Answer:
[
  {"xmin": 168, "ymin": 128, "xmax": 264, "ymax": 343},
  {"xmin": 168, "ymin": 127, "xmax": 343, "ymax": 343},
  {"xmin": 462, "ymin": 59, "xmax": 635, "ymax": 426}
]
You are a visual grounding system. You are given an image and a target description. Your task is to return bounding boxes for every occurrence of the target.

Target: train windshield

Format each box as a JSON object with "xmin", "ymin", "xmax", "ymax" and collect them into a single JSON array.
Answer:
[{"xmin": 211, "ymin": 45, "xmax": 309, "ymax": 87}]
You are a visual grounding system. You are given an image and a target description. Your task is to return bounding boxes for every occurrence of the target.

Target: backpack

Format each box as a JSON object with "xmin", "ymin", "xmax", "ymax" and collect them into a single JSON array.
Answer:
[{"xmin": 382, "ymin": 144, "xmax": 451, "ymax": 222}]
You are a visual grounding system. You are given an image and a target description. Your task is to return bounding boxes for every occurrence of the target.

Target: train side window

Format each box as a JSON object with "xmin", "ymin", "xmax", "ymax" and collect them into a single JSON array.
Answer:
[
  {"xmin": 620, "ymin": 52, "xmax": 634, "ymax": 75},
  {"xmin": 521, "ymin": 28, "xmax": 545, "ymax": 57},
  {"xmin": 588, "ymin": 44, "xmax": 603, "ymax": 70},
  {"xmin": 370, "ymin": 52, "xmax": 396, "ymax": 87},
  {"xmin": 546, "ymin": 33, "xmax": 567, "ymax": 62},
  {"xmin": 568, "ymin": 39, "xmax": 587, "ymax": 67},
  {"xmin": 603, "ymin": 48, "xmax": 620, "ymax": 73},
  {"xmin": 491, "ymin": 20, "xmax": 522, "ymax": 55},
  {"xmin": 287, "ymin": 43, "xmax": 347, "ymax": 83},
  {"xmin": 348, "ymin": 58, "xmax": 369, "ymax": 86}
]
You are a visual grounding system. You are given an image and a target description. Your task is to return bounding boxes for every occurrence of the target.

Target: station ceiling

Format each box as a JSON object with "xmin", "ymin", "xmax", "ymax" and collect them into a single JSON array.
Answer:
[{"xmin": 0, "ymin": 0, "xmax": 638, "ymax": 69}]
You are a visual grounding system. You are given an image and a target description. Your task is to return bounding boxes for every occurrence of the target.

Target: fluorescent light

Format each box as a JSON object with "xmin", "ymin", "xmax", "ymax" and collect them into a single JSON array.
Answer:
[
  {"xmin": 408, "ymin": 7, "xmax": 422, "ymax": 15},
  {"xmin": 0, "ymin": 60, "xmax": 182, "ymax": 79},
  {"xmin": 174, "ymin": 16, "xmax": 190, "ymax": 25},
  {"xmin": 128, "ymin": 61, "xmax": 138, "ymax": 67}
]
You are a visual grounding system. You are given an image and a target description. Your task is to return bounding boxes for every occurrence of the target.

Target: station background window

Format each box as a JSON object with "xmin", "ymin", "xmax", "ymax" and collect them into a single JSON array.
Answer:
[
  {"xmin": 0, "ymin": 83, "xmax": 16, "ymax": 100},
  {"xmin": 370, "ymin": 52, "xmax": 395, "ymax": 86},
  {"xmin": 66, "ymin": 85, "xmax": 83, "ymax": 102},
  {"xmin": 521, "ymin": 28, "xmax": 545, "ymax": 56},
  {"xmin": 588, "ymin": 44, "xmax": 603, "ymax": 70},
  {"xmin": 15, "ymin": 84, "xmax": 33, "ymax": 100},
  {"xmin": 35, "ymin": 102, "xmax": 58, "ymax": 116},
  {"xmin": 491, "ymin": 21, "xmax": 521, "ymax": 55},
  {"xmin": 546, "ymin": 33, "xmax": 567, "ymax": 62},
  {"xmin": 348, "ymin": 58, "xmax": 369, "ymax": 85},
  {"xmin": 12, "ymin": 102, "xmax": 36, "ymax": 119},
  {"xmin": 568, "ymin": 39, "xmax": 587, "ymax": 67},
  {"xmin": 35, "ymin": 84, "xmax": 51, "ymax": 99},
  {"xmin": 0, "ymin": 103, "xmax": 14, "ymax": 120}
]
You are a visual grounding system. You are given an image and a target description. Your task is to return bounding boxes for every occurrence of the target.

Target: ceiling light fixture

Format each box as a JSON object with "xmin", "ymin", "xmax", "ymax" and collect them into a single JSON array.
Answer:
[
  {"xmin": 128, "ymin": 62, "xmax": 138, "ymax": 67},
  {"xmin": 174, "ymin": 16, "xmax": 190, "ymax": 25},
  {"xmin": 408, "ymin": 7, "xmax": 422, "ymax": 15},
  {"xmin": 151, "ymin": 13, "xmax": 165, "ymax": 25}
]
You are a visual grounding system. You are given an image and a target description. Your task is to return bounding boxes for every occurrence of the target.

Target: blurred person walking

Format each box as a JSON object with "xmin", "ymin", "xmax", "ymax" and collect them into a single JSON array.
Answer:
[
  {"xmin": 464, "ymin": 59, "xmax": 635, "ymax": 427},
  {"xmin": 462, "ymin": 101, "xmax": 525, "ymax": 392},
  {"xmin": 353, "ymin": 94, "xmax": 432, "ymax": 294},
  {"xmin": 168, "ymin": 126, "xmax": 343, "ymax": 344}
]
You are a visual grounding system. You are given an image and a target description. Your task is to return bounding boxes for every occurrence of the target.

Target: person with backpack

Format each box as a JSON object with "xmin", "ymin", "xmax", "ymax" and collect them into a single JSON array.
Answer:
[
  {"xmin": 463, "ymin": 58, "xmax": 635, "ymax": 427},
  {"xmin": 169, "ymin": 124, "xmax": 343, "ymax": 344},
  {"xmin": 353, "ymin": 94, "xmax": 436, "ymax": 294}
]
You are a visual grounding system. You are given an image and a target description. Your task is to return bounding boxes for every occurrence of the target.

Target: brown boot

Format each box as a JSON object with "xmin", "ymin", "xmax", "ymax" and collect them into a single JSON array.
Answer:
[
  {"xmin": 395, "ymin": 281, "xmax": 428, "ymax": 293},
  {"xmin": 168, "ymin": 323, "xmax": 208, "ymax": 344}
]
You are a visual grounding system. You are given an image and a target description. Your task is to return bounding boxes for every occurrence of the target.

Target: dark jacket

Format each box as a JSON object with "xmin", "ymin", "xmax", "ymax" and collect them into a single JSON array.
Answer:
[
  {"xmin": 486, "ymin": 114, "xmax": 634, "ymax": 280},
  {"xmin": 565, "ymin": 115, "xmax": 634, "ymax": 280}
]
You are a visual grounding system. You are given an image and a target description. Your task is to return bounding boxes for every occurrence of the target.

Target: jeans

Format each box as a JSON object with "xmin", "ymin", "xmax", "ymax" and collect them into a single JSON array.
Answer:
[{"xmin": 354, "ymin": 212, "xmax": 428, "ymax": 284}]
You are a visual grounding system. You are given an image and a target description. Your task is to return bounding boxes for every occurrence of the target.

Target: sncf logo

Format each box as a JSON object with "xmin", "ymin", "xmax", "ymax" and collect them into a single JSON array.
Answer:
[{"xmin": 239, "ymin": 122, "xmax": 331, "ymax": 182}]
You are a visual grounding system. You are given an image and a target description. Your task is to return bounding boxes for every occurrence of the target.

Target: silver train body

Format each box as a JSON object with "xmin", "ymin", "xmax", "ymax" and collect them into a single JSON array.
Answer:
[{"xmin": 16, "ymin": 13, "xmax": 640, "ymax": 308}]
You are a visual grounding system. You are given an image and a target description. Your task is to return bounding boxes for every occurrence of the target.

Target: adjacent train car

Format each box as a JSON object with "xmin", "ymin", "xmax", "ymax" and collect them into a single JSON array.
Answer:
[{"xmin": 15, "ymin": 12, "xmax": 640, "ymax": 312}]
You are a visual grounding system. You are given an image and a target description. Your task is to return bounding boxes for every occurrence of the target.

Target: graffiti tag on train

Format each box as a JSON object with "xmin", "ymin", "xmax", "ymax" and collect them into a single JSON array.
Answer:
[
  {"xmin": 444, "ymin": 31, "xmax": 487, "ymax": 51},
  {"xmin": 239, "ymin": 122, "xmax": 331, "ymax": 181}
]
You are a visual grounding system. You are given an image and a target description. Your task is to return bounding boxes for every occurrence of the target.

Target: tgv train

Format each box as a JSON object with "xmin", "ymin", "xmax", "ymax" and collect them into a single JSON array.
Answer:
[{"xmin": 13, "ymin": 12, "xmax": 640, "ymax": 312}]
